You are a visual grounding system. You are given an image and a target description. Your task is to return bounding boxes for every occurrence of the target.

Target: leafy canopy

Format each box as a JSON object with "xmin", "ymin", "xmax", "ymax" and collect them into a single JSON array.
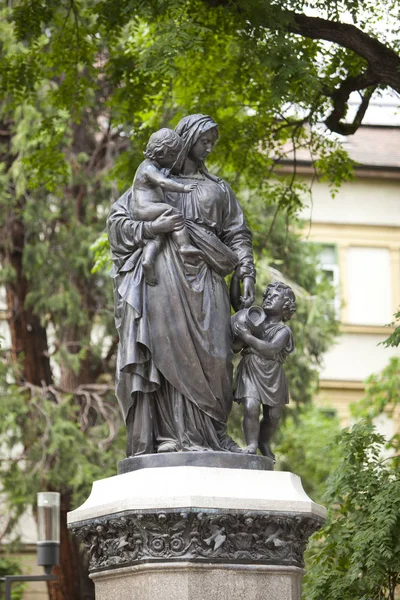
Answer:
[
  {"xmin": 304, "ymin": 357, "xmax": 400, "ymax": 600},
  {"xmin": 4, "ymin": 0, "xmax": 391, "ymax": 199},
  {"xmin": 304, "ymin": 423, "xmax": 400, "ymax": 600}
]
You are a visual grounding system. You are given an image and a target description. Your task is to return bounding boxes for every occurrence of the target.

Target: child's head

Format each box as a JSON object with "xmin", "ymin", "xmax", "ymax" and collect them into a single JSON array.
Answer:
[
  {"xmin": 262, "ymin": 282, "xmax": 296, "ymax": 322},
  {"xmin": 144, "ymin": 128, "xmax": 183, "ymax": 167}
]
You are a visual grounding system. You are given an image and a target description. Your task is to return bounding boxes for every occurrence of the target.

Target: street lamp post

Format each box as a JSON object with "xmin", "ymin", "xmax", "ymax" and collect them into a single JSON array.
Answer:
[
  {"xmin": 1, "ymin": 492, "xmax": 60, "ymax": 599},
  {"xmin": 37, "ymin": 492, "xmax": 60, "ymax": 573}
]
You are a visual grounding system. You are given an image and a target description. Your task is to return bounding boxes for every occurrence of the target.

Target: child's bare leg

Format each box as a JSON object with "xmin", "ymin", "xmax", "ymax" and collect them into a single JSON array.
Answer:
[
  {"xmin": 258, "ymin": 405, "xmax": 282, "ymax": 460},
  {"xmin": 142, "ymin": 238, "xmax": 162, "ymax": 285},
  {"xmin": 242, "ymin": 397, "xmax": 260, "ymax": 454},
  {"xmin": 172, "ymin": 227, "xmax": 202, "ymax": 256}
]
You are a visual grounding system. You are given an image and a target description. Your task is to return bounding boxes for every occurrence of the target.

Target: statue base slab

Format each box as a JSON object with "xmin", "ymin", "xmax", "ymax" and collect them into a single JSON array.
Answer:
[
  {"xmin": 68, "ymin": 466, "xmax": 325, "ymax": 600},
  {"xmin": 118, "ymin": 450, "xmax": 274, "ymax": 474}
]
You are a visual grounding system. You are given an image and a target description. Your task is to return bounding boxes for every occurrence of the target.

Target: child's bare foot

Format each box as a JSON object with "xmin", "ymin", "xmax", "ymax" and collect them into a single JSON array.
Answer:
[
  {"xmin": 179, "ymin": 244, "xmax": 203, "ymax": 257},
  {"xmin": 242, "ymin": 444, "xmax": 258, "ymax": 454},
  {"xmin": 143, "ymin": 261, "xmax": 157, "ymax": 286}
]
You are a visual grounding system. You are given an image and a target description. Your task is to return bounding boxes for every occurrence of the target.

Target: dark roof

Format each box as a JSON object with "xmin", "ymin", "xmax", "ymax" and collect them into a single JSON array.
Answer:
[
  {"xmin": 280, "ymin": 125, "xmax": 400, "ymax": 170},
  {"xmin": 341, "ymin": 126, "xmax": 400, "ymax": 169}
]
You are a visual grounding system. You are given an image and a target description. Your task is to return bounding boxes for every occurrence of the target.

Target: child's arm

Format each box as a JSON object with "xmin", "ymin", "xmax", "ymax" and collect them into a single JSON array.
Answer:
[
  {"xmin": 233, "ymin": 323, "xmax": 290, "ymax": 358},
  {"xmin": 145, "ymin": 164, "xmax": 197, "ymax": 193}
]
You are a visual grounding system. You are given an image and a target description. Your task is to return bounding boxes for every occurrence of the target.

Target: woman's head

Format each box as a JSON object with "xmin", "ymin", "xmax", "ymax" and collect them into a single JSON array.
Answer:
[
  {"xmin": 173, "ymin": 114, "xmax": 218, "ymax": 173},
  {"xmin": 189, "ymin": 129, "xmax": 218, "ymax": 164}
]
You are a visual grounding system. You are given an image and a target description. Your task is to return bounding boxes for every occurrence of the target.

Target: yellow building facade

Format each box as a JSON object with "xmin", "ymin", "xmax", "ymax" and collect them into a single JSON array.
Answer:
[{"xmin": 297, "ymin": 126, "xmax": 400, "ymax": 428}]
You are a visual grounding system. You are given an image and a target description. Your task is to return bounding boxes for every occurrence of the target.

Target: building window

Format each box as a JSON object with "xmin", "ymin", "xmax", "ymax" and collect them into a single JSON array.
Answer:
[
  {"xmin": 0, "ymin": 283, "xmax": 6, "ymax": 312},
  {"xmin": 347, "ymin": 246, "xmax": 392, "ymax": 326},
  {"xmin": 0, "ymin": 279, "xmax": 10, "ymax": 350},
  {"xmin": 318, "ymin": 244, "xmax": 341, "ymax": 318}
]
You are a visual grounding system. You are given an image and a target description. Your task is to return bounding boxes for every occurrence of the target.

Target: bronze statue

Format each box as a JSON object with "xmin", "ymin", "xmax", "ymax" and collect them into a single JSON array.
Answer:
[
  {"xmin": 232, "ymin": 281, "xmax": 296, "ymax": 460},
  {"xmin": 107, "ymin": 114, "xmax": 256, "ymax": 456}
]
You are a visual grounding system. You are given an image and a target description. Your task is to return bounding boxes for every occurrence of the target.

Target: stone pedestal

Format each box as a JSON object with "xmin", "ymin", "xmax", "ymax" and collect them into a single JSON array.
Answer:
[
  {"xmin": 91, "ymin": 563, "xmax": 304, "ymax": 600},
  {"xmin": 68, "ymin": 456, "xmax": 325, "ymax": 600}
]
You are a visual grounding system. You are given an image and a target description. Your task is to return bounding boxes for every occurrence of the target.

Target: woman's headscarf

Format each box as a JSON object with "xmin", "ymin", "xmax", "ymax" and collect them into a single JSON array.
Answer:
[{"xmin": 172, "ymin": 114, "xmax": 218, "ymax": 175}]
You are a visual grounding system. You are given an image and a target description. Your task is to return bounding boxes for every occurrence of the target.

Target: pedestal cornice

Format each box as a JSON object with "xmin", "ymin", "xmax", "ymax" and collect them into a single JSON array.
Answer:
[{"xmin": 70, "ymin": 508, "xmax": 323, "ymax": 573}]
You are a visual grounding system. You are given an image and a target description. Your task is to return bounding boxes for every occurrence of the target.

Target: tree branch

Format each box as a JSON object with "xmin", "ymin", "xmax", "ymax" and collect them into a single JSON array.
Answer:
[
  {"xmin": 324, "ymin": 71, "xmax": 378, "ymax": 134},
  {"xmin": 290, "ymin": 14, "xmax": 400, "ymax": 77},
  {"xmin": 203, "ymin": 0, "xmax": 400, "ymax": 133},
  {"xmin": 289, "ymin": 14, "xmax": 400, "ymax": 126}
]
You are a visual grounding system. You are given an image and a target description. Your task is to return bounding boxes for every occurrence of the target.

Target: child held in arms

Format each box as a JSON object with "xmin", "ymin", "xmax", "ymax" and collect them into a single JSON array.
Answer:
[
  {"xmin": 132, "ymin": 128, "xmax": 201, "ymax": 285},
  {"xmin": 232, "ymin": 281, "xmax": 296, "ymax": 460}
]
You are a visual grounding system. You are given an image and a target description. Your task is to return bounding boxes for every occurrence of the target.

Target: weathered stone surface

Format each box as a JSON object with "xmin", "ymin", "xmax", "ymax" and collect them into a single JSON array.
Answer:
[
  {"xmin": 70, "ymin": 508, "xmax": 322, "ymax": 573},
  {"xmin": 67, "ymin": 467, "xmax": 326, "ymax": 523},
  {"xmin": 91, "ymin": 562, "xmax": 304, "ymax": 600}
]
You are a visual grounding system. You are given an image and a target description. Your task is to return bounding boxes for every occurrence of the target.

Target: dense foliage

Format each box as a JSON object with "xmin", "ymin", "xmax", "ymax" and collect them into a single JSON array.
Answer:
[
  {"xmin": 274, "ymin": 405, "xmax": 341, "ymax": 505},
  {"xmin": 0, "ymin": 554, "xmax": 24, "ymax": 600},
  {"xmin": 352, "ymin": 357, "xmax": 400, "ymax": 458},
  {"xmin": 383, "ymin": 310, "xmax": 400, "ymax": 349},
  {"xmin": 304, "ymin": 423, "xmax": 400, "ymax": 600},
  {"xmin": 0, "ymin": 358, "xmax": 124, "ymax": 517},
  {"xmin": 303, "ymin": 357, "xmax": 400, "ymax": 600}
]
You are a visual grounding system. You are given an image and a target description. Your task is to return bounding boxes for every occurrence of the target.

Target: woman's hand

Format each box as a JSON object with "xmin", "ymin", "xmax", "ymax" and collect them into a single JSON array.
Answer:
[
  {"xmin": 152, "ymin": 209, "xmax": 185, "ymax": 234},
  {"xmin": 241, "ymin": 277, "xmax": 255, "ymax": 308}
]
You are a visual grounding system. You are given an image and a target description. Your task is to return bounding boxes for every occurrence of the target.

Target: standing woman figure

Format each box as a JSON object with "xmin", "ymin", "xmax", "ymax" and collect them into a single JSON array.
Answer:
[{"xmin": 107, "ymin": 114, "xmax": 256, "ymax": 456}]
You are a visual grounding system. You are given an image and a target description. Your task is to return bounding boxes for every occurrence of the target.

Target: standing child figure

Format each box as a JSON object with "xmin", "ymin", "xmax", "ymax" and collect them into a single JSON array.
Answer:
[
  {"xmin": 232, "ymin": 281, "xmax": 296, "ymax": 460},
  {"xmin": 132, "ymin": 127, "xmax": 201, "ymax": 285}
]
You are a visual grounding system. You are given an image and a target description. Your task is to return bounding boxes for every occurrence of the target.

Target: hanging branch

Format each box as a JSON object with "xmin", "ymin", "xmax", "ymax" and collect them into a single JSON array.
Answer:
[{"xmin": 203, "ymin": 0, "xmax": 400, "ymax": 134}]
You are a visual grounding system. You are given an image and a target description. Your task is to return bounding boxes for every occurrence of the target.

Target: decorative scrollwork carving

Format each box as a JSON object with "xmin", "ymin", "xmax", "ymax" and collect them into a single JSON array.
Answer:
[{"xmin": 70, "ymin": 510, "xmax": 323, "ymax": 573}]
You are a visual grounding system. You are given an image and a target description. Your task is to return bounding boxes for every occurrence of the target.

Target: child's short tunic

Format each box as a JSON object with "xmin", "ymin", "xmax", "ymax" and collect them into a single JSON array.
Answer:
[{"xmin": 234, "ymin": 322, "xmax": 294, "ymax": 406}]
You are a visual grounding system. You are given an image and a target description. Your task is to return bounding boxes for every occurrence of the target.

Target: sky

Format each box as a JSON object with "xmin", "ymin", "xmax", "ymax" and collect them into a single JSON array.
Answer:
[{"xmin": 347, "ymin": 90, "xmax": 400, "ymax": 126}]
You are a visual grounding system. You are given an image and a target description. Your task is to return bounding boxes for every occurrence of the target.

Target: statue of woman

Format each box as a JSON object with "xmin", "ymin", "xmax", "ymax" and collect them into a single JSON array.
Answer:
[{"xmin": 107, "ymin": 114, "xmax": 256, "ymax": 456}]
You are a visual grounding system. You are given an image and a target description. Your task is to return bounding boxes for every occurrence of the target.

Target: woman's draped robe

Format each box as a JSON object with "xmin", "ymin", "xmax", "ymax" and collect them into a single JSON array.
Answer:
[{"xmin": 107, "ymin": 174, "xmax": 255, "ymax": 455}]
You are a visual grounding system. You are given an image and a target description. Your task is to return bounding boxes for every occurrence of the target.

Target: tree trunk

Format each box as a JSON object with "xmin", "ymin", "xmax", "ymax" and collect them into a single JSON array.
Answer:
[
  {"xmin": 46, "ymin": 492, "xmax": 92, "ymax": 600},
  {"xmin": 4, "ymin": 213, "xmax": 95, "ymax": 600},
  {"xmin": 56, "ymin": 327, "xmax": 96, "ymax": 600},
  {"xmin": 5, "ymin": 212, "xmax": 52, "ymax": 386}
]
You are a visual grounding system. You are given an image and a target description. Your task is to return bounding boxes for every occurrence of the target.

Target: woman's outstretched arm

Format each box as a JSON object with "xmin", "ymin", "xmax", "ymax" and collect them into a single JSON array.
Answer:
[{"xmin": 220, "ymin": 183, "xmax": 256, "ymax": 307}]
